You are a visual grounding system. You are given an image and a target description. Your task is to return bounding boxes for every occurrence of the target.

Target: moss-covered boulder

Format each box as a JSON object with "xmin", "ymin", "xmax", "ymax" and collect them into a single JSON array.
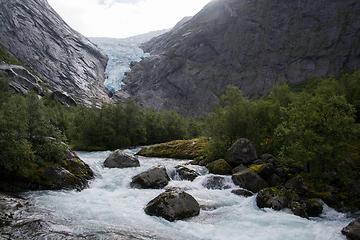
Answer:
[
  {"xmin": 256, "ymin": 187, "xmax": 324, "ymax": 218},
  {"xmin": 206, "ymin": 159, "xmax": 233, "ymax": 175},
  {"xmin": 0, "ymin": 146, "xmax": 94, "ymax": 191},
  {"xmin": 136, "ymin": 138, "xmax": 209, "ymax": 159}
]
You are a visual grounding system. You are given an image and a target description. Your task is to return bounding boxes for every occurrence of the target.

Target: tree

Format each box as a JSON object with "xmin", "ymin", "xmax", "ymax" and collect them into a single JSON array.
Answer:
[
  {"xmin": 203, "ymin": 86, "xmax": 259, "ymax": 160},
  {"xmin": 275, "ymin": 92, "xmax": 359, "ymax": 179}
]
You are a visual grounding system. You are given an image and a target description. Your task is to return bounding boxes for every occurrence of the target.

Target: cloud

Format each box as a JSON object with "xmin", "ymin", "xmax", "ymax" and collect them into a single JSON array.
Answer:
[{"xmin": 48, "ymin": 0, "xmax": 211, "ymax": 38}]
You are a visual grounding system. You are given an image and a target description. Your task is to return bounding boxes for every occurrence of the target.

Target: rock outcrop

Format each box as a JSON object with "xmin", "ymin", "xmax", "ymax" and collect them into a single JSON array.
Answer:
[
  {"xmin": 0, "ymin": 0, "xmax": 110, "ymax": 106},
  {"xmin": 104, "ymin": 150, "xmax": 140, "ymax": 168},
  {"xmin": 120, "ymin": 0, "xmax": 360, "ymax": 117},
  {"xmin": 130, "ymin": 165, "xmax": 170, "ymax": 189},
  {"xmin": 0, "ymin": 63, "xmax": 44, "ymax": 95},
  {"xmin": 144, "ymin": 188, "xmax": 200, "ymax": 222}
]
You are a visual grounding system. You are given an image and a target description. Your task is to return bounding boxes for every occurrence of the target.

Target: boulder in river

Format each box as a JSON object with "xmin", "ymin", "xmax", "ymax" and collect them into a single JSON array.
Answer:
[
  {"xmin": 206, "ymin": 159, "xmax": 233, "ymax": 175},
  {"xmin": 130, "ymin": 165, "xmax": 170, "ymax": 189},
  {"xmin": 174, "ymin": 165, "xmax": 200, "ymax": 181},
  {"xmin": 342, "ymin": 216, "xmax": 360, "ymax": 240},
  {"xmin": 202, "ymin": 175, "xmax": 232, "ymax": 190},
  {"xmin": 104, "ymin": 149, "xmax": 140, "ymax": 168},
  {"xmin": 144, "ymin": 188, "xmax": 200, "ymax": 222},
  {"xmin": 232, "ymin": 169, "xmax": 269, "ymax": 193},
  {"xmin": 225, "ymin": 138, "xmax": 258, "ymax": 167}
]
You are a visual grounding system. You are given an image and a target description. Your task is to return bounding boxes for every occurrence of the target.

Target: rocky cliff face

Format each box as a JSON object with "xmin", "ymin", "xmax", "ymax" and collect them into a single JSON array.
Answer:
[
  {"xmin": 121, "ymin": 0, "xmax": 360, "ymax": 117},
  {"xmin": 0, "ymin": 0, "xmax": 111, "ymax": 105}
]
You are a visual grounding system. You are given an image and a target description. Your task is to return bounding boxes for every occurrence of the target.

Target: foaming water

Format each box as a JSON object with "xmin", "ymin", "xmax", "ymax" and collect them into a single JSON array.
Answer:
[{"xmin": 21, "ymin": 149, "xmax": 352, "ymax": 240}]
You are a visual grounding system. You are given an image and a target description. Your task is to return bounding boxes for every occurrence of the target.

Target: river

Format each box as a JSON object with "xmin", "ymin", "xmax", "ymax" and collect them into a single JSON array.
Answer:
[{"xmin": 2, "ymin": 148, "xmax": 353, "ymax": 239}]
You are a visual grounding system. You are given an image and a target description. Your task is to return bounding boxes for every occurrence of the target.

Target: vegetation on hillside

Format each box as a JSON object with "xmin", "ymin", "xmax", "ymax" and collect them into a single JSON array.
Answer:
[
  {"xmin": 202, "ymin": 70, "xmax": 360, "ymax": 183},
  {"xmin": 1, "ymin": 69, "xmax": 360, "ymax": 189}
]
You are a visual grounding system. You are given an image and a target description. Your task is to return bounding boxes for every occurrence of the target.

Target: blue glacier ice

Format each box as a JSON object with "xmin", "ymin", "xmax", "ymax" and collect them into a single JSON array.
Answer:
[{"xmin": 90, "ymin": 30, "xmax": 168, "ymax": 93}]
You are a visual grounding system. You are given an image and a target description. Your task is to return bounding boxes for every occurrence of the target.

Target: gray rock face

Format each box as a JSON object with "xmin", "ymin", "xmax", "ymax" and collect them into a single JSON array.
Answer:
[
  {"xmin": 130, "ymin": 165, "xmax": 170, "ymax": 189},
  {"xmin": 104, "ymin": 150, "xmax": 140, "ymax": 168},
  {"xmin": 0, "ymin": 0, "xmax": 110, "ymax": 106},
  {"xmin": 120, "ymin": 0, "xmax": 360, "ymax": 117},
  {"xmin": 0, "ymin": 64, "xmax": 43, "ymax": 95},
  {"xmin": 225, "ymin": 138, "xmax": 258, "ymax": 167},
  {"xmin": 144, "ymin": 188, "xmax": 200, "ymax": 222},
  {"xmin": 342, "ymin": 217, "xmax": 360, "ymax": 240}
]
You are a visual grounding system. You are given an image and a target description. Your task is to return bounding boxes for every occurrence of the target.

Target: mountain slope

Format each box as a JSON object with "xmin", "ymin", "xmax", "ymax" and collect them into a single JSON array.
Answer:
[
  {"xmin": 121, "ymin": 0, "xmax": 360, "ymax": 117},
  {"xmin": 0, "ymin": 0, "xmax": 110, "ymax": 105}
]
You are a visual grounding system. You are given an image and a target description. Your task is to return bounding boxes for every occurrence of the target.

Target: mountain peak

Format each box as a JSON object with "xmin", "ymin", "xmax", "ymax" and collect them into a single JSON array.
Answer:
[
  {"xmin": 120, "ymin": 0, "xmax": 360, "ymax": 117},
  {"xmin": 0, "ymin": 0, "xmax": 111, "ymax": 106}
]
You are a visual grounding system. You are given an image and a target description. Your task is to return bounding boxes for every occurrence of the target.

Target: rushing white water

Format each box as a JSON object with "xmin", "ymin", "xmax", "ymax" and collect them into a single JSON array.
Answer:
[{"xmin": 21, "ymin": 149, "xmax": 352, "ymax": 240}]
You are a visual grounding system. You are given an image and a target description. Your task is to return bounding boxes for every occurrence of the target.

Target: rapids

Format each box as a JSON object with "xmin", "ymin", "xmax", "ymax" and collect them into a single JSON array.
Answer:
[{"xmin": 4, "ymin": 148, "xmax": 353, "ymax": 239}]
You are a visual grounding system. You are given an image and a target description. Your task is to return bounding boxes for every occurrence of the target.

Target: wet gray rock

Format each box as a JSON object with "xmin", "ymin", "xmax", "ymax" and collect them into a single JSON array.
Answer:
[
  {"xmin": 225, "ymin": 138, "xmax": 258, "ymax": 167},
  {"xmin": 202, "ymin": 175, "xmax": 231, "ymax": 190},
  {"xmin": 130, "ymin": 165, "xmax": 170, "ymax": 189},
  {"xmin": 231, "ymin": 189, "xmax": 254, "ymax": 197},
  {"xmin": 342, "ymin": 217, "xmax": 360, "ymax": 240},
  {"xmin": 104, "ymin": 150, "xmax": 140, "ymax": 168},
  {"xmin": 0, "ymin": 0, "xmax": 110, "ymax": 106},
  {"xmin": 232, "ymin": 169, "xmax": 269, "ymax": 193},
  {"xmin": 144, "ymin": 188, "xmax": 200, "ymax": 222},
  {"xmin": 174, "ymin": 165, "xmax": 200, "ymax": 181},
  {"xmin": 267, "ymin": 174, "xmax": 285, "ymax": 187},
  {"xmin": 232, "ymin": 164, "xmax": 248, "ymax": 174},
  {"xmin": 256, "ymin": 188, "xmax": 289, "ymax": 210},
  {"xmin": 258, "ymin": 163, "xmax": 275, "ymax": 180},
  {"xmin": 285, "ymin": 175, "xmax": 309, "ymax": 195},
  {"xmin": 120, "ymin": 0, "xmax": 360, "ymax": 117}
]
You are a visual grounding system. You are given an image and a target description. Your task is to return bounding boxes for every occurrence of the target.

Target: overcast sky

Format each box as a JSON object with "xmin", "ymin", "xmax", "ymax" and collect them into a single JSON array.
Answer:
[{"xmin": 47, "ymin": 0, "xmax": 211, "ymax": 39}]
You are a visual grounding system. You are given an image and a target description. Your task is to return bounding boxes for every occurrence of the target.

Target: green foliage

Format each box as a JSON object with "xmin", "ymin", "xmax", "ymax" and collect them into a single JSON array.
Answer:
[
  {"xmin": 67, "ymin": 98, "xmax": 199, "ymax": 151},
  {"xmin": 203, "ymin": 71, "xmax": 360, "ymax": 182},
  {"xmin": 203, "ymin": 85, "xmax": 286, "ymax": 160},
  {"xmin": 274, "ymin": 92, "xmax": 359, "ymax": 180},
  {"xmin": 0, "ymin": 91, "xmax": 66, "ymax": 177}
]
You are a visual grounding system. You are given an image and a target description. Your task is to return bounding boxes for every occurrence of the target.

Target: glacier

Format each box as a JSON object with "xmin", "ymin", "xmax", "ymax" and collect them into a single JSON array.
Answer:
[{"xmin": 90, "ymin": 30, "xmax": 168, "ymax": 93}]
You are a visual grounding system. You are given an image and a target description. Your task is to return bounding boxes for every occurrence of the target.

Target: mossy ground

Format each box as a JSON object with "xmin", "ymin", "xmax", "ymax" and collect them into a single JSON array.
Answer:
[{"xmin": 136, "ymin": 138, "xmax": 210, "ymax": 160}]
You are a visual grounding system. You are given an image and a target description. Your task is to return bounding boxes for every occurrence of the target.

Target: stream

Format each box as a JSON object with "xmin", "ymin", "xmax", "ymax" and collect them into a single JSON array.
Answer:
[{"xmin": 0, "ymin": 148, "xmax": 354, "ymax": 239}]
